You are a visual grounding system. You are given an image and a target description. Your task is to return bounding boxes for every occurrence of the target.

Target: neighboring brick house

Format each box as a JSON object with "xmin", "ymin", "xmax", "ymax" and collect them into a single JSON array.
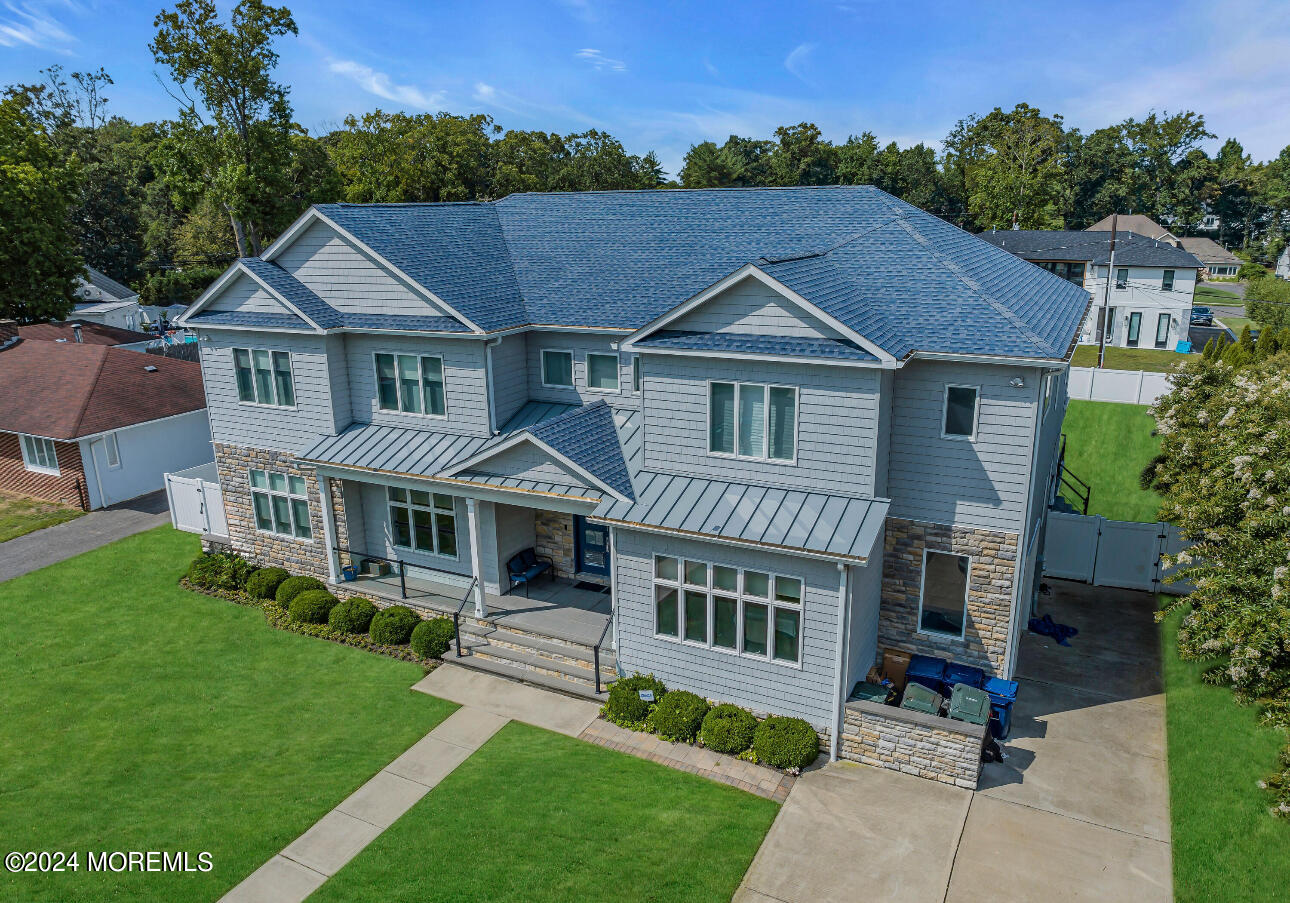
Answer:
[
  {"xmin": 18, "ymin": 320, "xmax": 153, "ymax": 348},
  {"xmin": 175, "ymin": 186, "xmax": 1090, "ymax": 777},
  {"xmin": 0, "ymin": 322, "xmax": 214, "ymax": 510}
]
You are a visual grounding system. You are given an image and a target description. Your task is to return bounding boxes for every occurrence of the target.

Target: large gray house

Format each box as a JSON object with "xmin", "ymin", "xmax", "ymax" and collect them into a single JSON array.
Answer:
[{"xmin": 177, "ymin": 186, "xmax": 1088, "ymax": 768}]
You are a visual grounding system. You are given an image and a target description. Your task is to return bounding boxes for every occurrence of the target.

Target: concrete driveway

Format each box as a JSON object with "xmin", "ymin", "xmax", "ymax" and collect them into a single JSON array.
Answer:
[
  {"xmin": 0, "ymin": 489, "xmax": 171, "ymax": 583},
  {"xmin": 736, "ymin": 579, "xmax": 1172, "ymax": 903}
]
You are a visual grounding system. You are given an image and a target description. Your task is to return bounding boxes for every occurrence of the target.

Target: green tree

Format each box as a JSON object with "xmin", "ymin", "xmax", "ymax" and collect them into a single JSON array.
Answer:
[
  {"xmin": 767, "ymin": 122, "xmax": 836, "ymax": 186},
  {"xmin": 955, "ymin": 103, "xmax": 1067, "ymax": 229},
  {"xmin": 1245, "ymin": 273, "xmax": 1290, "ymax": 330},
  {"xmin": 1118, "ymin": 111, "xmax": 1214, "ymax": 219},
  {"xmin": 834, "ymin": 131, "xmax": 881, "ymax": 186},
  {"xmin": 151, "ymin": 0, "xmax": 299, "ymax": 257},
  {"xmin": 490, "ymin": 129, "xmax": 568, "ymax": 196},
  {"xmin": 0, "ymin": 94, "xmax": 82, "ymax": 322},
  {"xmin": 680, "ymin": 134, "xmax": 774, "ymax": 188}
]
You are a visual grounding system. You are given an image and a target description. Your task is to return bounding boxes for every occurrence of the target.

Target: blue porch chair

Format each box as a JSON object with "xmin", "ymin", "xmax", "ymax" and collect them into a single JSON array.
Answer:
[{"xmin": 506, "ymin": 549, "xmax": 554, "ymax": 597}]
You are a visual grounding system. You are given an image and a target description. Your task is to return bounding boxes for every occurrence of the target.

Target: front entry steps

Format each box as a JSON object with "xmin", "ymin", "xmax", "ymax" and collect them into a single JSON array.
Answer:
[{"xmin": 449, "ymin": 618, "xmax": 617, "ymax": 702}]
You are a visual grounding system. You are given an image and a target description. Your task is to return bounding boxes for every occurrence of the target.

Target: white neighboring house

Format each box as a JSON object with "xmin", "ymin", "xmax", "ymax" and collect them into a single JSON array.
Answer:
[
  {"xmin": 1277, "ymin": 246, "xmax": 1290, "ymax": 281},
  {"xmin": 72, "ymin": 267, "xmax": 142, "ymax": 331},
  {"xmin": 980, "ymin": 229, "xmax": 1203, "ymax": 350}
]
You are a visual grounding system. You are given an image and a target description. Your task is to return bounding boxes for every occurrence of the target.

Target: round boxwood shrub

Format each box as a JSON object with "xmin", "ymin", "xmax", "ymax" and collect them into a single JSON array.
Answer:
[
  {"xmin": 369, "ymin": 605, "xmax": 421, "ymax": 645},
  {"xmin": 410, "ymin": 617, "xmax": 456, "ymax": 659},
  {"xmin": 602, "ymin": 673, "xmax": 667, "ymax": 729},
  {"xmin": 275, "ymin": 575, "xmax": 325, "ymax": 607},
  {"xmin": 289, "ymin": 589, "xmax": 339, "ymax": 625},
  {"xmin": 246, "ymin": 567, "xmax": 289, "ymax": 600},
  {"xmin": 700, "ymin": 703, "xmax": 759, "ymax": 754},
  {"xmin": 752, "ymin": 716, "xmax": 820, "ymax": 771},
  {"xmin": 646, "ymin": 690, "xmax": 709, "ymax": 743},
  {"xmin": 328, "ymin": 597, "xmax": 377, "ymax": 634}
]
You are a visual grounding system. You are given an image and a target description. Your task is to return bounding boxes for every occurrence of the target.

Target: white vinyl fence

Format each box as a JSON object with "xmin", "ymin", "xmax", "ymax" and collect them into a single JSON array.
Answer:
[
  {"xmin": 1068, "ymin": 367, "xmax": 1172, "ymax": 406},
  {"xmin": 165, "ymin": 462, "xmax": 228, "ymax": 539},
  {"xmin": 1043, "ymin": 510, "xmax": 1193, "ymax": 594}
]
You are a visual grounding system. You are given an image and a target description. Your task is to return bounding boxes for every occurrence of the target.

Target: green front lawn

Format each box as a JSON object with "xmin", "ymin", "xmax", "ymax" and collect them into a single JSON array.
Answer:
[
  {"xmin": 1194, "ymin": 284, "xmax": 1242, "ymax": 304},
  {"xmin": 0, "ymin": 527, "xmax": 457, "ymax": 903},
  {"xmin": 1163, "ymin": 609, "xmax": 1290, "ymax": 902},
  {"xmin": 1216, "ymin": 315, "xmax": 1256, "ymax": 334},
  {"xmin": 0, "ymin": 489, "xmax": 84, "ymax": 542},
  {"xmin": 1058, "ymin": 400, "xmax": 1162, "ymax": 522},
  {"xmin": 1069, "ymin": 345, "xmax": 1190, "ymax": 372},
  {"xmin": 311, "ymin": 721, "xmax": 780, "ymax": 903}
]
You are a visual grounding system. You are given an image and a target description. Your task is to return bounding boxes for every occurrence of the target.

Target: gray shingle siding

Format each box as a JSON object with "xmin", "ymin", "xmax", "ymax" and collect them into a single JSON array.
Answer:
[
  {"xmin": 467, "ymin": 443, "xmax": 591, "ymax": 488},
  {"xmin": 490, "ymin": 333, "xmax": 529, "ymax": 427},
  {"xmin": 670, "ymin": 278, "xmax": 843, "ymax": 338},
  {"xmin": 207, "ymin": 274, "xmax": 286, "ymax": 315},
  {"xmin": 885, "ymin": 360, "xmax": 1039, "ymax": 532},
  {"xmin": 641, "ymin": 356, "xmax": 882, "ymax": 498},
  {"xmin": 525, "ymin": 332, "xmax": 640, "ymax": 409}
]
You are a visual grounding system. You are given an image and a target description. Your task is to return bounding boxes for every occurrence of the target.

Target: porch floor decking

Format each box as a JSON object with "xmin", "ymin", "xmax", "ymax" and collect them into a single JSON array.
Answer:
[{"xmin": 348, "ymin": 572, "xmax": 613, "ymax": 647}]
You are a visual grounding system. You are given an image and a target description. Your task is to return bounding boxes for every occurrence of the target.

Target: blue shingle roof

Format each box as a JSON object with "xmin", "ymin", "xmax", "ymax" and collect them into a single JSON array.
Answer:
[
  {"xmin": 238, "ymin": 258, "xmax": 344, "ymax": 329},
  {"xmin": 525, "ymin": 400, "xmax": 634, "ymax": 499},
  {"xmin": 636, "ymin": 330, "xmax": 877, "ymax": 361},
  {"xmin": 978, "ymin": 230, "xmax": 1204, "ymax": 268},
  {"xmin": 188, "ymin": 310, "xmax": 311, "ymax": 330}
]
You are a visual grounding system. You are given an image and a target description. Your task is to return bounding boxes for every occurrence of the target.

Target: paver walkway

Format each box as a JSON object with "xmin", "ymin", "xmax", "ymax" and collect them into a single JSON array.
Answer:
[{"xmin": 0, "ymin": 489, "xmax": 169, "ymax": 582}]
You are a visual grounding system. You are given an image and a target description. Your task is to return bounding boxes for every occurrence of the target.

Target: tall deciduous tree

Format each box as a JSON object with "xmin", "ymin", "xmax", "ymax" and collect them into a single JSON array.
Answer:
[
  {"xmin": 0, "ymin": 94, "xmax": 82, "ymax": 322},
  {"xmin": 954, "ymin": 103, "xmax": 1067, "ymax": 230},
  {"xmin": 151, "ymin": 0, "xmax": 298, "ymax": 257}
]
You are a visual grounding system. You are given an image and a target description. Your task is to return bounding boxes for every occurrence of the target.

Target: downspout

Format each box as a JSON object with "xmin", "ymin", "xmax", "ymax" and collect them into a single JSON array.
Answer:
[
  {"xmin": 830, "ymin": 561, "xmax": 850, "ymax": 762},
  {"xmin": 484, "ymin": 337, "xmax": 503, "ymax": 435}
]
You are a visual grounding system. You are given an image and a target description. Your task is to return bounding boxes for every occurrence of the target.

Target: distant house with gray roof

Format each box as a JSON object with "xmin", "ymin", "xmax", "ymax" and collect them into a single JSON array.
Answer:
[
  {"xmin": 174, "ymin": 186, "xmax": 1089, "ymax": 777},
  {"xmin": 72, "ymin": 266, "xmax": 141, "ymax": 331},
  {"xmin": 1178, "ymin": 237, "xmax": 1241, "ymax": 278}
]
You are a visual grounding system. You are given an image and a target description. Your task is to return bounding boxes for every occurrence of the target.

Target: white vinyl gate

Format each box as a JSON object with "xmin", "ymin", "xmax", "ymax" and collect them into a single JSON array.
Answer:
[
  {"xmin": 1043, "ymin": 510, "xmax": 1192, "ymax": 594},
  {"xmin": 164, "ymin": 462, "xmax": 228, "ymax": 539}
]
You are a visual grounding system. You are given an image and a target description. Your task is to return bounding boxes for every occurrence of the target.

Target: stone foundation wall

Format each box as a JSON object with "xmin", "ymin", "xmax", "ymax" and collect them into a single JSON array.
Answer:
[
  {"xmin": 840, "ymin": 699, "xmax": 985, "ymax": 789},
  {"xmin": 535, "ymin": 510, "xmax": 575, "ymax": 578},
  {"xmin": 213, "ymin": 442, "xmax": 334, "ymax": 579},
  {"xmin": 878, "ymin": 517, "xmax": 1017, "ymax": 675}
]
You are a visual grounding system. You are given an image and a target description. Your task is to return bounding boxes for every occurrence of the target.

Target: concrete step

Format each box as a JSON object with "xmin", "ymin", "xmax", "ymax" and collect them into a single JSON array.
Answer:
[
  {"xmin": 447, "ymin": 651, "xmax": 610, "ymax": 702},
  {"xmin": 469, "ymin": 639, "xmax": 613, "ymax": 686},
  {"xmin": 481, "ymin": 624, "xmax": 617, "ymax": 672}
]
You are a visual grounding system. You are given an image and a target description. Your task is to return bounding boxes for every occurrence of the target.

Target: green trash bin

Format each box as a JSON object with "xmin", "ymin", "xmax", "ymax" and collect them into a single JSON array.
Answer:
[
  {"xmin": 900, "ymin": 681, "xmax": 944, "ymax": 716},
  {"xmin": 947, "ymin": 683, "xmax": 991, "ymax": 727},
  {"xmin": 851, "ymin": 681, "xmax": 891, "ymax": 704}
]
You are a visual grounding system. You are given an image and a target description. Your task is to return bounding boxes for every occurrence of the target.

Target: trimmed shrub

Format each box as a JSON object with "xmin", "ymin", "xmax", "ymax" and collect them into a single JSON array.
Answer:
[
  {"xmin": 289, "ymin": 589, "xmax": 339, "ymax": 625},
  {"xmin": 646, "ymin": 690, "xmax": 709, "ymax": 743},
  {"xmin": 275, "ymin": 575, "xmax": 325, "ymax": 607},
  {"xmin": 328, "ymin": 597, "xmax": 377, "ymax": 634},
  {"xmin": 369, "ymin": 605, "xmax": 421, "ymax": 645},
  {"xmin": 700, "ymin": 703, "xmax": 758, "ymax": 755},
  {"xmin": 602, "ymin": 673, "xmax": 667, "ymax": 729},
  {"xmin": 410, "ymin": 617, "xmax": 456, "ymax": 659},
  {"xmin": 246, "ymin": 567, "xmax": 289, "ymax": 600},
  {"xmin": 186, "ymin": 552, "xmax": 253, "ymax": 592},
  {"xmin": 752, "ymin": 716, "xmax": 820, "ymax": 771}
]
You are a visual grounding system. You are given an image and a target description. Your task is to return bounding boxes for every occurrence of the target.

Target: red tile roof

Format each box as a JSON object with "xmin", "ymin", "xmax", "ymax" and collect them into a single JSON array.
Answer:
[
  {"xmin": 18, "ymin": 320, "xmax": 152, "ymax": 347},
  {"xmin": 0, "ymin": 339, "xmax": 207, "ymax": 439}
]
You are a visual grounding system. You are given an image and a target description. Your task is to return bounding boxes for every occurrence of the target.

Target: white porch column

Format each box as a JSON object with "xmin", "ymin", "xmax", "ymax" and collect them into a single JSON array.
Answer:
[
  {"xmin": 317, "ymin": 474, "xmax": 341, "ymax": 585},
  {"xmin": 466, "ymin": 497, "xmax": 487, "ymax": 618},
  {"xmin": 830, "ymin": 562, "xmax": 849, "ymax": 763},
  {"xmin": 608, "ymin": 525, "xmax": 618, "ymax": 652}
]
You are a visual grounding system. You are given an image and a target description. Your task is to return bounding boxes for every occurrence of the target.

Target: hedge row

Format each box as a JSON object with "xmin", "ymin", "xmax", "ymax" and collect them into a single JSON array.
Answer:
[
  {"xmin": 601, "ymin": 672, "xmax": 819, "ymax": 771},
  {"xmin": 183, "ymin": 553, "xmax": 455, "ymax": 663}
]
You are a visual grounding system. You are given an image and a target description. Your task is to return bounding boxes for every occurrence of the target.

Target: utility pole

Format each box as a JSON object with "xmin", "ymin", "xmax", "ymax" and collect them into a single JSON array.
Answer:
[{"xmin": 1097, "ymin": 213, "xmax": 1118, "ymax": 369}]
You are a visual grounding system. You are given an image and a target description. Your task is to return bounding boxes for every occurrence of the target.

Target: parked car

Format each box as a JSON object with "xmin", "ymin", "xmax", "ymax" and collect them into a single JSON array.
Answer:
[{"xmin": 1190, "ymin": 306, "xmax": 1213, "ymax": 326}]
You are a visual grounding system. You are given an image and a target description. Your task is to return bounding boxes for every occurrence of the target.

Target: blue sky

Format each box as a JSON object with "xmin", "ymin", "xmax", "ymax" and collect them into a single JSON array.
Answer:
[{"xmin": 2, "ymin": 0, "xmax": 1289, "ymax": 178}]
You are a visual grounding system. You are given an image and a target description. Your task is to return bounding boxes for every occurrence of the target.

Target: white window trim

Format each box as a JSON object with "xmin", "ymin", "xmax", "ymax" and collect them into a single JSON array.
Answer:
[
  {"xmin": 387, "ymin": 488, "xmax": 460, "ymax": 560},
  {"xmin": 103, "ymin": 433, "xmax": 121, "ymax": 469},
  {"xmin": 651, "ymin": 554, "xmax": 804, "ymax": 670},
  {"xmin": 916, "ymin": 548, "xmax": 972, "ymax": 641},
  {"xmin": 372, "ymin": 351, "xmax": 448, "ymax": 420},
  {"xmin": 233, "ymin": 348, "xmax": 298, "ymax": 410},
  {"xmin": 584, "ymin": 352, "xmax": 622, "ymax": 394},
  {"xmin": 540, "ymin": 348, "xmax": 575, "ymax": 389},
  {"xmin": 706, "ymin": 379, "xmax": 800, "ymax": 464},
  {"xmin": 941, "ymin": 384, "xmax": 980, "ymax": 441},
  {"xmin": 1162, "ymin": 270, "xmax": 1175, "ymax": 291},
  {"xmin": 631, "ymin": 355, "xmax": 642, "ymax": 394},
  {"xmin": 19, "ymin": 434, "xmax": 60, "ymax": 475},
  {"xmin": 248, "ymin": 468, "xmax": 313, "ymax": 542}
]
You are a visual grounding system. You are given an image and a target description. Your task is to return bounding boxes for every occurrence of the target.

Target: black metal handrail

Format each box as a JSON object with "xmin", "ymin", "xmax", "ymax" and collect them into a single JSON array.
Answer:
[
  {"xmin": 1057, "ymin": 433, "xmax": 1091, "ymax": 515},
  {"xmin": 453, "ymin": 578, "xmax": 477, "ymax": 658},
  {"xmin": 592, "ymin": 617, "xmax": 612, "ymax": 695}
]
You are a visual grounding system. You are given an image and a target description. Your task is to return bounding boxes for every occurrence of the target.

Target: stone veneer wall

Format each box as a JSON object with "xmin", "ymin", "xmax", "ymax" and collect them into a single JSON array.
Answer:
[
  {"xmin": 213, "ymin": 442, "xmax": 339, "ymax": 579},
  {"xmin": 840, "ymin": 699, "xmax": 986, "ymax": 789},
  {"xmin": 535, "ymin": 510, "xmax": 575, "ymax": 578},
  {"xmin": 878, "ymin": 517, "xmax": 1018, "ymax": 674}
]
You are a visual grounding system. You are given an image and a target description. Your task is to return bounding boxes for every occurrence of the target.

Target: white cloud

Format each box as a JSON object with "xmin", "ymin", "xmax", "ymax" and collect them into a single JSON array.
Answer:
[
  {"xmin": 473, "ymin": 82, "xmax": 496, "ymax": 102},
  {"xmin": 327, "ymin": 59, "xmax": 443, "ymax": 110},
  {"xmin": 575, "ymin": 48, "xmax": 627, "ymax": 72},
  {"xmin": 784, "ymin": 42, "xmax": 816, "ymax": 85},
  {"xmin": 0, "ymin": 0, "xmax": 78, "ymax": 50}
]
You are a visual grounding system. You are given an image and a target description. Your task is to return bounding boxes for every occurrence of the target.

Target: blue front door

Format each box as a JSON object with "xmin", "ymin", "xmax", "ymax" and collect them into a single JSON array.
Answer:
[{"xmin": 574, "ymin": 515, "xmax": 610, "ymax": 576}]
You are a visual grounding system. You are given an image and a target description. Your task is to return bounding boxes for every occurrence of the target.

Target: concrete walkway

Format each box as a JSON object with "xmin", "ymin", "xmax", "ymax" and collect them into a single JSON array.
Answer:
[
  {"xmin": 0, "ymin": 489, "xmax": 170, "ymax": 583},
  {"xmin": 737, "ymin": 580, "xmax": 1172, "ymax": 903}
]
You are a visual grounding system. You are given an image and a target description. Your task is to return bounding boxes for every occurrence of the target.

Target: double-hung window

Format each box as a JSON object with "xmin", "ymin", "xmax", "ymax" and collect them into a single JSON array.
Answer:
[
  {"xmin": 374, "ymin": 353, "xmax": 446, "ymax": 417},
  {"xmin": 234, "ymin": 348, "xmax": 295, "ymax": 407},
  {"xmin": 541, "ymin": 349, "xmax": 574, "ymax": 387},
  {"xmin": 919, "ymin": 550, "xmax": 971, "ymax": 638},
  {"xmin": 653, "ymin": 555, "xmax": 802, "ymax": 665},
  {"xmin": 1115, "ymin": 268, "xmax": 1129, "ymax": 289},
  {"xmin": 387, "ymin": 487, "xmax": 458, "ymax": 558},
  {"xmin": 103, "ymin": 433, "xmax": 121, "ymax": 469},
  {"xmin": 942, "ymin": 385, "xmax": 979, "ymax": 439},
  {"xmin": 1161, "ymin": 269, "xmax": 1175, "ymax": 291},
  {"xmin": 19, "ymin": 434, "xmax": 59, "ymax": 475},
  {"xmin": 586, "ymin": 353, "xmax": 620, "ymax": 392},
  {"xmin": 708, "ymin": 381, "xmax": 796, "ymax": 461},
  {"xmin": 250, "ymin": 469, "xmax": 312, "ymax": 539}
]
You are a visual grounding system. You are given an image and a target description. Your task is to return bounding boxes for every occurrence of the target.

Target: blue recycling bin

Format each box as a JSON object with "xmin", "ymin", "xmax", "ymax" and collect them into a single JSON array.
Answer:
[
  {"xmin": 943, "ymin": 662, "xmax": 984, "ymax": 694},
  {"xmin": 983, "ymin": 677, "xmax": 1019, "ymax": 739},
  {"xmin": 905, "ymin": 654, "xmax": 946, "ymax": 693}
]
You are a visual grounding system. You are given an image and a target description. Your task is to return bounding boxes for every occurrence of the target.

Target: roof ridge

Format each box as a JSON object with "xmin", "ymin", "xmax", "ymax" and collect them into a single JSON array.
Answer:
[
  {"xmin": 69, "ymin": 345, "xmax": 112, "ymax": 437},
  {"xmin": 758, "ymin": 214, "xmax": 902, "ymax": 265}
]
